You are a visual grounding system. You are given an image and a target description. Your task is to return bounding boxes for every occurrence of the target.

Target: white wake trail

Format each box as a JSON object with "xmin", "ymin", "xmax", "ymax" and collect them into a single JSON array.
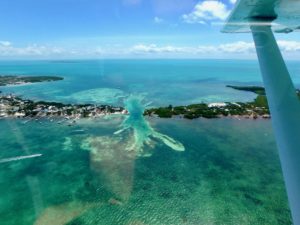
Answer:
[{"xmin": 0, "ymin": 154, "xmax": 42, "ymax": 163}]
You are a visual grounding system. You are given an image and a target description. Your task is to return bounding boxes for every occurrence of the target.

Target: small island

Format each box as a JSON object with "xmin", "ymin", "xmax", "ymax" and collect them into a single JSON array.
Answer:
[
  {"xmin": 0, "ymin": 75, "xmax": 63, "ymax": 86},
  {"xmin": 0, "ymin": 75, "xmax": 129, "ymax": 120},
  {"xmin": 0, "ymin": 75, "xmax": 127, "ymax": 120},
  {"xmin": 0, "ymin": 94, "xmax": 128, "ymax": 119},
  {"xmin": 144, "ymin": 86, "xmax": 300, "ymax": 120},
  {"xmin": 226, "ymin": 85, "xmax": 266, "ymax": 95}
]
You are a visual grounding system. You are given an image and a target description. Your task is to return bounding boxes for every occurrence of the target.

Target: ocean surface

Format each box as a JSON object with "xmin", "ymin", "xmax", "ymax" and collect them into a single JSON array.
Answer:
[{"xmin": 0, "ymin": 59, "xmax": 297, "ymax": 224}]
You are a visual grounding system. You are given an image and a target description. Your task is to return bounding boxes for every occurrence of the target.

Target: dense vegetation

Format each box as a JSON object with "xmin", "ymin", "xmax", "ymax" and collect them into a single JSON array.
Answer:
[
  {"xmin": 0, "ymin": 75, "xmax": 63, "ymax": 86},
  {"xmin": 145, "ymin": 85, "xmax": 300, "ymax": 119},
  {"xmin": 226, "ymin": 85, "xmax": 266, "ymax": 95},
  {"xmin": 0, "ymin": 95, "xmax": 125, "ymax": 118},
  {"xmin": 144, "ymin": 85, "xmax": 274, "ymax": 119},
  {"xmin": 144, "ymin": 102, "xmax": 270, "ymax": 119}
]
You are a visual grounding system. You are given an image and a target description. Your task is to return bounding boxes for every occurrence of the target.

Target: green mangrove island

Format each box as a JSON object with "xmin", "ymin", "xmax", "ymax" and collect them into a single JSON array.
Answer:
[
  {"xmin": 0, "ymin": 94, "xmax": 127, "ymax": 119},
  {"xmin": 0, "ymin": 75, "xmax": 63, "ymax": 86},
  {"xmin": 144, "ymin": 86, "xmax": 300, "ymax": 119},
  {"xmin": 0, "ymin": 76, "xmax": 127, "ymax": 121}
]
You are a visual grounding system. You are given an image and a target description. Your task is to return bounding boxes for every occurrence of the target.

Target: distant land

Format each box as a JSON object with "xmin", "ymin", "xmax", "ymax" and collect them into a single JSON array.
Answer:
[
  {"xmin": 0, "ymin": 75, "xmax": 63, "ymax": 86},
  {"xmin": 144, "ymin": 86, "xmax": 300, "ymax": 119},
  {"xmin": 0, "ymin": 75, "xmax": 127, "ymax": 120},
  {"xmin": 1, "ymin": 76, "xmax": 299, "ymax": 121},
  {"xmin": 0, "ymin": 94, "xmax": 127, "ymax": 120},
  {"xmin": 226, "ymin": 85, "xmax": 266, "ymax": 95}
]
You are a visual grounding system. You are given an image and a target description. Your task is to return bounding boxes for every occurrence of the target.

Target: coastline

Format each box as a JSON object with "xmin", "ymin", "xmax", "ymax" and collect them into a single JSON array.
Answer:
[
  {"xmin": 144, "ymin": 86, "xmax": 273, "ymax": 120},
  {"xmin": 0, "ymin": 81, "xmax": 275, "ymax": 122},
  {"xmin": 0, "ymin": 94, "xmax": 128, "ymax": 120},
  {"xmin": 1, "ymin": 76, "xmax": 288, "ymax": 122},
  {"xmin": 0, "ymin": 76, "xmax": 127, "ymax": 122},
  {"xmin": 0, "ymin": 92, "xmax": 270, "ymax": 122},
  {"xmin": 144, "ymin": 86, "xmax": 300, "ymax": 120},
  {"xmin": 145, "ymin": 113, "xmax": 270, "ymax": 121},
  {"xmin": 0, "ymin": 75, "xmax": 64, "ymax": 87}
]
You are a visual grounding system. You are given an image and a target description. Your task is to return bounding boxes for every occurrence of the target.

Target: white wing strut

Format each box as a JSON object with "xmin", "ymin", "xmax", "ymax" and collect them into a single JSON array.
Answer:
[
  {"xmin": 223, "ymin": 1, "xmax": 300, "ymax": 224},
  {"xmin": 251, "ymin": 25, "xmax": 300, "ymax": 225}
]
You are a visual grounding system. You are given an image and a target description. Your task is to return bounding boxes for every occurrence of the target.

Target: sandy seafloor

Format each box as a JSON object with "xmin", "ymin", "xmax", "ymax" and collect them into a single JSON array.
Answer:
[
  {"xmin": 0, "ymin": 117, "xmax": 291, "ymax": 225},
  {"xmin": 0, "ymin": 59, "xmax": 296, "ymax": 224}
]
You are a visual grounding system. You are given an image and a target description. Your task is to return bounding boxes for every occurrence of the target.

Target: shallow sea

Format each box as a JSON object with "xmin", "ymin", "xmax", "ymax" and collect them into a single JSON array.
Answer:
[{"xmin": 0, "ymin": 59, "xmax": 298, "ymax": 224}]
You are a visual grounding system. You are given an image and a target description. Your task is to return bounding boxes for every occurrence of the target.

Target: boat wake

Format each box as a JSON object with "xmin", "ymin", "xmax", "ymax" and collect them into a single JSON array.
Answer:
[{"xmin": 0, "ymin": 154, "xmax": 42, "ymax": 163}]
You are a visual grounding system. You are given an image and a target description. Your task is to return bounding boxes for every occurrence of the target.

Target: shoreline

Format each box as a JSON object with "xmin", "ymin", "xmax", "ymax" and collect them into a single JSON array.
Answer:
[
  {"xmin": 145, "ymin": 113, "xmax": 271, "ymax": 121},
  {"xmin": 144, "ymin": 86, "xmax": 300, "ymax": 120},
  {"xmin": 1, "ymin": 78, "xmax": 289, "ymax": 122},
  {"xmin": 0, "ymin": 76, "xmax": 129, "ymax": 122},
  {"xmin": 0, "ymin": 92, "xmax": 270, "ymax": 122},
  {"xmin": 0, "ymin": 94, "xmax": 128, "ymax": 121},
  {"xmin": 0, "ymin": 75, "xmax": 64, "ymax": 87}
]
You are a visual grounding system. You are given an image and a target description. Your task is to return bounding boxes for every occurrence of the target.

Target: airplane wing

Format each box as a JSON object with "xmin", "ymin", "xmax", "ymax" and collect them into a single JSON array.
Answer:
[
  {"xmin": 222, "ymin": 1, "xmax": 300, "ymax": 224},
  {"xmin": 222, "ymin": 0, "xmax": 300, "ymax": 33}
]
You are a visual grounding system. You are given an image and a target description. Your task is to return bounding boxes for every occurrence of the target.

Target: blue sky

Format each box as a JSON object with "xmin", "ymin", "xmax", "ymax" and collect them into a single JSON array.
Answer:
[{"xmin": 0, "ymin": 0, "xmax": 300, "ymax": 59}]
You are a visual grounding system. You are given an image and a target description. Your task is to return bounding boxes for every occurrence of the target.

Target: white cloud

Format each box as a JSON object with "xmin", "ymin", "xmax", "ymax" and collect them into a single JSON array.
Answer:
[
  {"xmin": 0, "ymin": 44, "xmax": 66, "ymax": 57},
  {"xmin": 182, "ymin": 1, "xmax": 230, "ymax": 24},
  {"xmin": 129, "ymin": 40, "xmax": 300, "ymax": 56},
  {"xmin": 1, "ymin": 40, "xmax": 300, "ymax": 59},
  {"xmin": 0, "ymin": 42, "xmax": 104, "ymax": 58},
  {"xmin": 216, "ymin": 40, "xmax": 300, "ymax": 54},
  {"xmin": 195, "ymin": 45, "xmax": 218, "ymax": 53},
  {"xmin": 0, "ymin": 41, "xmax": 12, "ymax": 47},
  {"xmin": 130, "ymin": 42, "xmax": 254, "ymax": 55},
  {"xmin": 229, "ymin": 0, "xmax": 237, "ymax": 4},
  {"xmin": 278, "ymin": 40, "xmax": 300, "ymax": 52},
  {"xmin": 154, "ymin": 17, "xmax": 164, "ymax": 24},
  {"xmin": 219, "ymin": 41, "xmax": 254, "ymax": 53},
  {"xmin": 131, "ymin": 44, "xmax": 183, "ymax": 54}
]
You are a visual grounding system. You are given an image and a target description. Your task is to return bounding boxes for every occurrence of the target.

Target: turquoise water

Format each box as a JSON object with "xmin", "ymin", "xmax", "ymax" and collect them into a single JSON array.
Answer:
[
  {"xmin": 0, "ymin": 59, "xmax": 296, "ymax": 224},
  {"xmin": 1, "ymin": 59, "xmax": 300, "ymax": 106},
  {"xmin": 0, "ymin": 59, "xmax": 279, "ymax": 105},
  {"xmin": 0, "ymin": 118, "xmax": 291, "ymax": 225}
]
